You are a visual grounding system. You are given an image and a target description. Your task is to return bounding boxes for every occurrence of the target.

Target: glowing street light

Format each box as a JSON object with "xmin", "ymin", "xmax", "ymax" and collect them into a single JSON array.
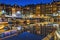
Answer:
[
  {"xmin": 16, "ymin": 11, "xmax": 21, "ymax": 14},
  {"xmin": 2, "ymin": 10, "xmax": 6, "ymax": 14}
]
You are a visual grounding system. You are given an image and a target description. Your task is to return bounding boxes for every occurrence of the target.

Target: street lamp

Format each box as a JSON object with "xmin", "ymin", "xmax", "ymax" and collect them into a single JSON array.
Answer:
[{"xmin": 2, "ymin": 10, "xmax": 6, "ymax": 14}]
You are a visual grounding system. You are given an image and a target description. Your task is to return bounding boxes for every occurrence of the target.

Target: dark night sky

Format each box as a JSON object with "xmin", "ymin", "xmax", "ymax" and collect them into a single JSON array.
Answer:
[{"xmin": 0, "ymin": 0, "xmax": 57, "ymax": 6}]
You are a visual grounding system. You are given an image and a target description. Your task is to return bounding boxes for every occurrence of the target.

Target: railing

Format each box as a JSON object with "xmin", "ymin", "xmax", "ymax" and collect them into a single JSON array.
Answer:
[
  {"xmin": 54, "ymin": 31, "xmax": 60, "ymax": 40},
  {"xmin": 0, "ymin": 30, "xmax": 18, "ymax": 40},
  {"xmin": 42, "ymin": 31, "xmax": 55, "ymax": 40}
]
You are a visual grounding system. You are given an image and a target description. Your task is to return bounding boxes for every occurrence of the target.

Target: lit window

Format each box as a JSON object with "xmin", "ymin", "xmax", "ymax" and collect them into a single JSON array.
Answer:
[
  {"xmin": 36, "ymin": 6, "xmax": 40, "ymax": 9},
  {"xmin": 53, "ymin": 8, "xmax": 57, "ymax": 10},
  {"xmin": 27, "ymin": 7, "xmax": 29, "ymax": 10}
]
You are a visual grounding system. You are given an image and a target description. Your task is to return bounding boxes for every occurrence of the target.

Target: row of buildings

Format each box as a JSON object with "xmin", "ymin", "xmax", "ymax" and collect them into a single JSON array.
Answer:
[
  {"xmin": 0, "ymin": 1, "xmax": 60, "ymax": 23},
  {"xmin": 0, "ymin": 1, "xmax": 60, "ymax": 15}
]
